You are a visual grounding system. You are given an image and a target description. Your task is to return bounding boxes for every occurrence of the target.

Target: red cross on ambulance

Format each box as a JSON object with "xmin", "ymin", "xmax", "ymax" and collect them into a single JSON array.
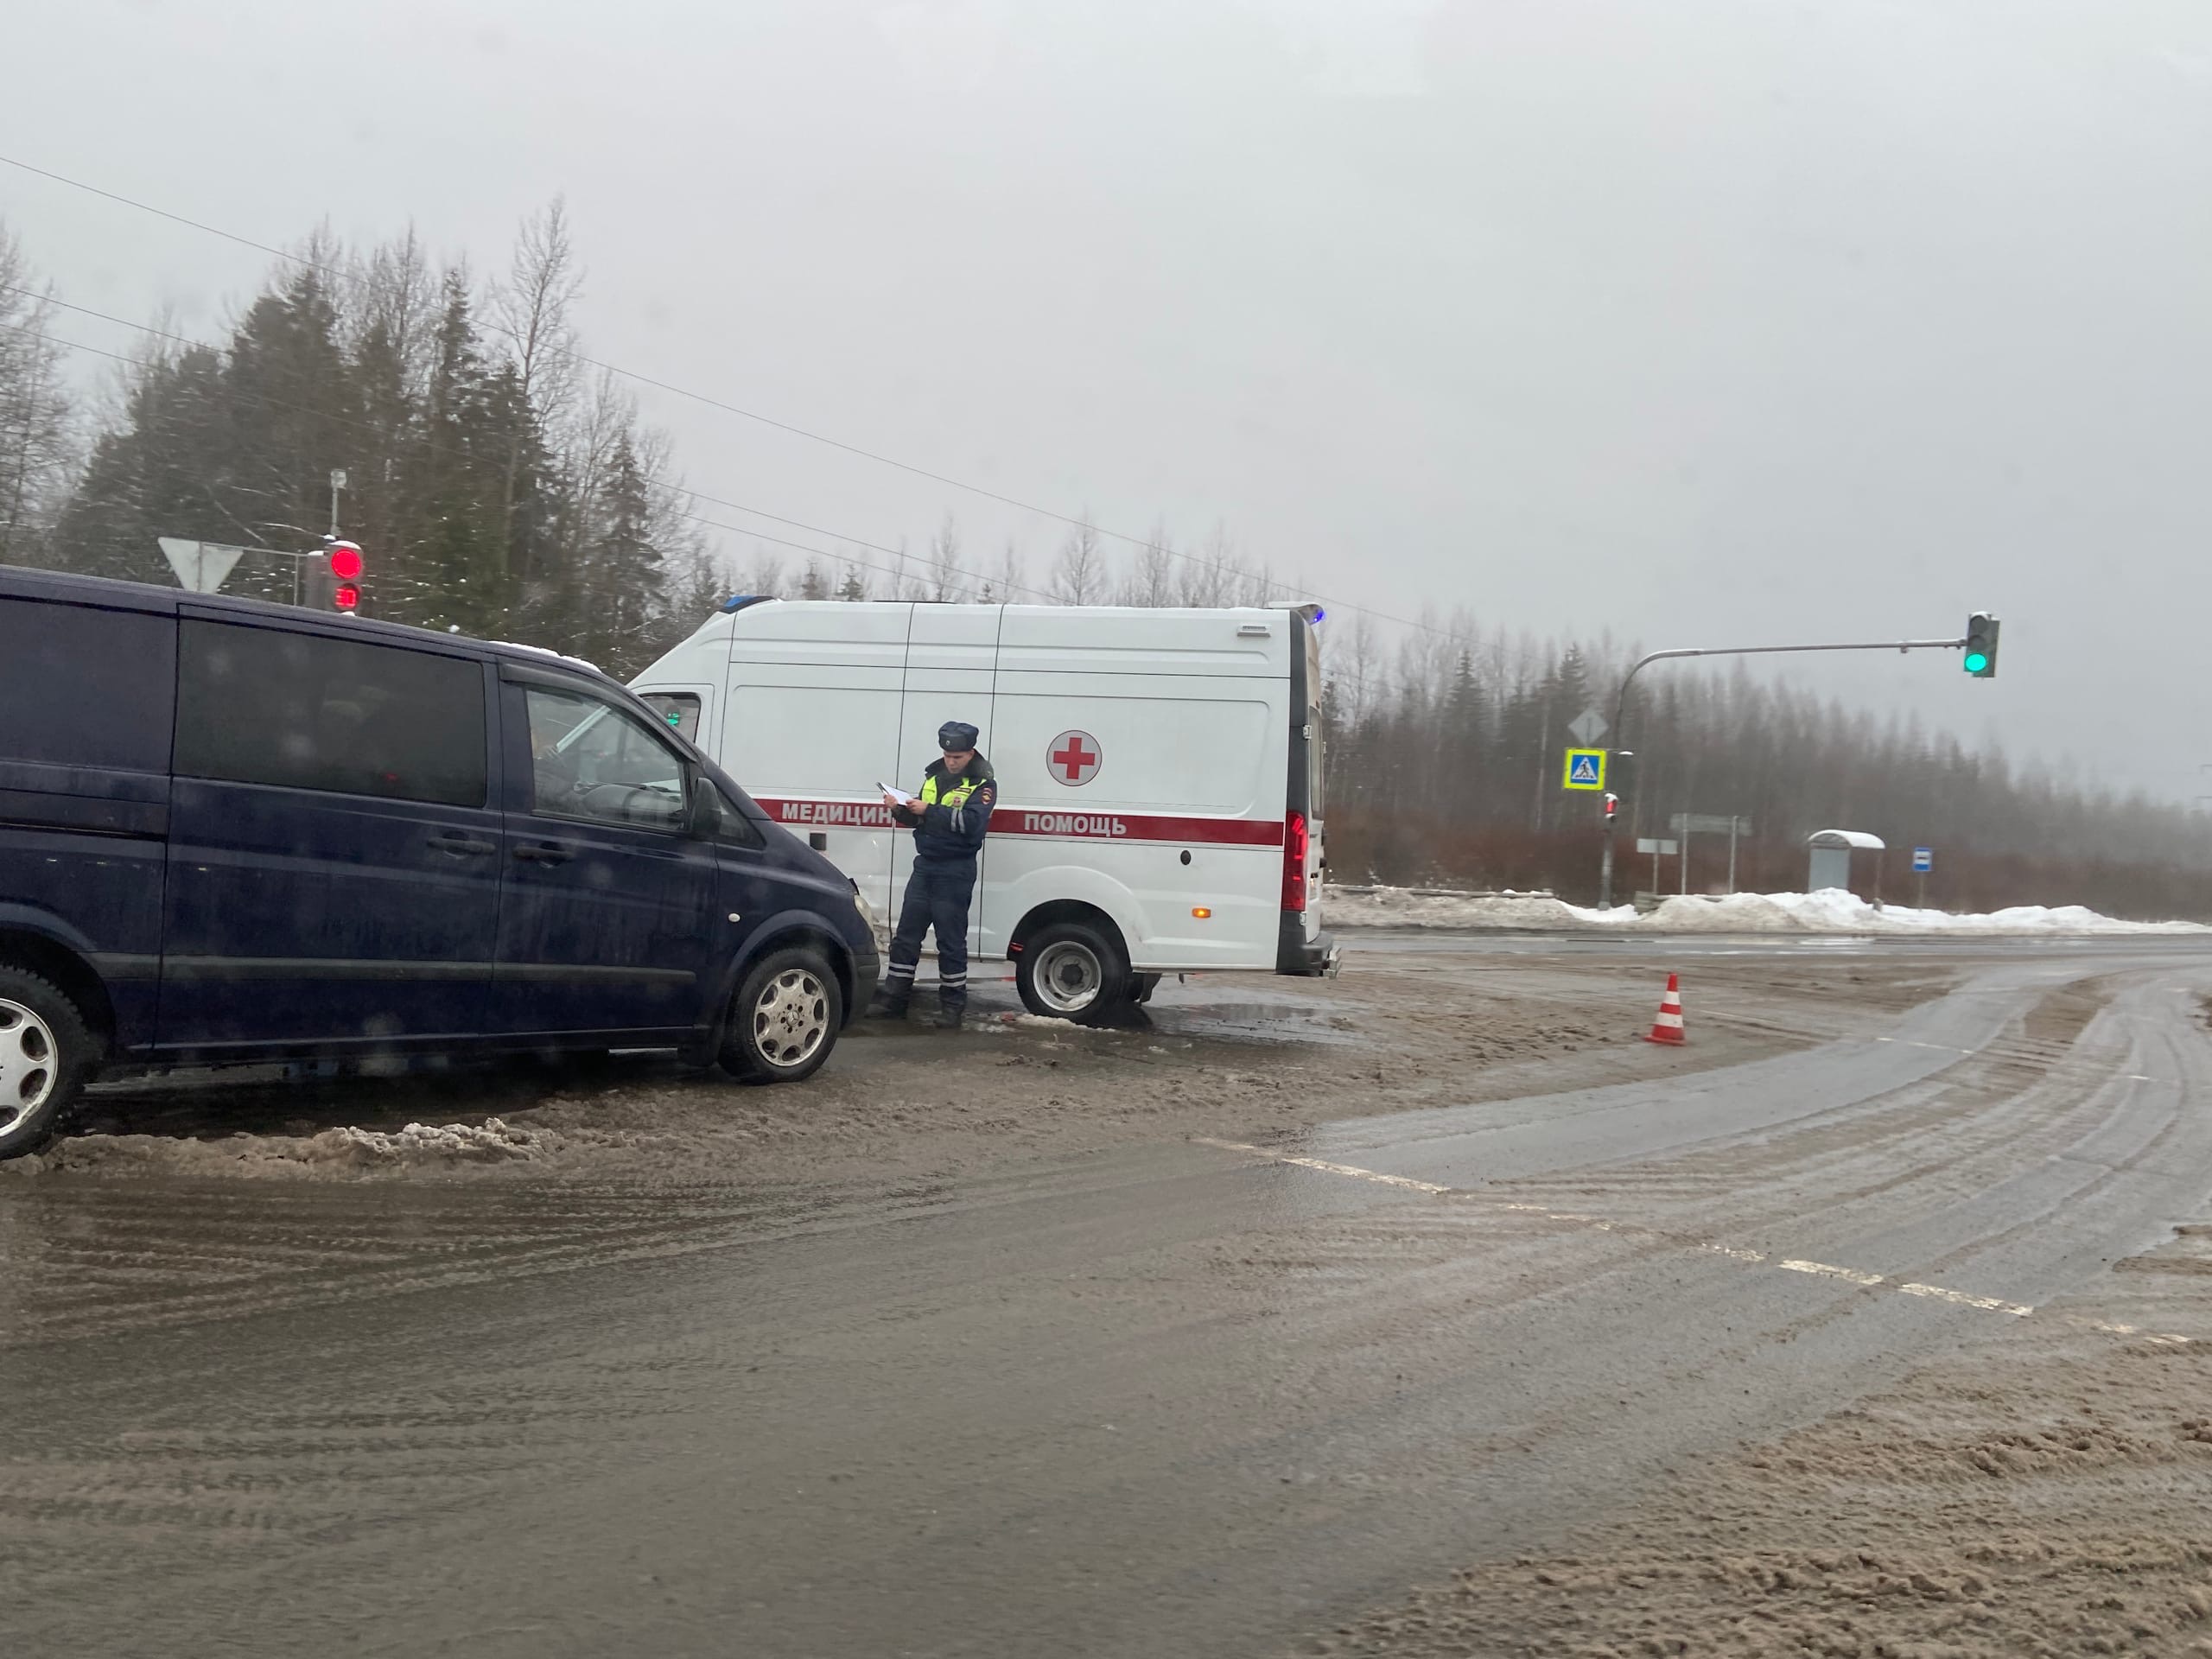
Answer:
[{"xmin": 1049, "ymin": 730, "xmax": 1102, "ymax": 786}]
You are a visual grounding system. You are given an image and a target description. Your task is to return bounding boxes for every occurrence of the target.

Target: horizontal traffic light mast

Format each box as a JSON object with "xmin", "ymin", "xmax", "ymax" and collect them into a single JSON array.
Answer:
[{"xmin": 1595, "ymin": 614, "xmax": 1999, "ymax": 906}]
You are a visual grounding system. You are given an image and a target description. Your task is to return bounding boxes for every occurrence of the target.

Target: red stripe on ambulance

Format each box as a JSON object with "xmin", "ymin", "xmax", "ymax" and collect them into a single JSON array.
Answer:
[{"xmin": 753, "ymin": 799, "xmax": 1282, "ymax": 848}]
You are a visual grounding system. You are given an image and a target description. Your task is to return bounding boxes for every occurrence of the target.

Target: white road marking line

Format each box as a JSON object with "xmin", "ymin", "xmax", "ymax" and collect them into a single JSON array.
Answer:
[
  {"xmin": 1779, "ymin": 1259, "xmax": 1888, "ymax": 1287},
  {"xmin": 1897, "ymin": 1281, "xmax": 2033, "ymax": 1317},
  {"xmin": 1193, "ymin": 1136, "xmax": 2197, "ymax": 1346},
  {"xmin": 1192, "ymin": 1139, "xmax": 1450, "ymax": 1194}
]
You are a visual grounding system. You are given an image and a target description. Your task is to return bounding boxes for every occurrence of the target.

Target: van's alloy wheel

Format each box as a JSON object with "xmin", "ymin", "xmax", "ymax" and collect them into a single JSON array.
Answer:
[
  {"xmin": 0, "ymin": 1000, "xmax": 58, "ymax": 1120},
  {"xmin": 721, "ymin": 947, "xmax": 843, "ymax": 1085},
  {"xmin": 753, "ymin": 968, "xmax": 830, "ymax": 1068},
  {"xmin": 0, "ymin": 969, "xmax": 97, "ymax": 1160}
]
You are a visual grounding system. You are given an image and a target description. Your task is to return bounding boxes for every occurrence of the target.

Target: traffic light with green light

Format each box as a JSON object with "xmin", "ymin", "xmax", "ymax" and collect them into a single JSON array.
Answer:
[{"xmin": 1963, "ymin": 612, "xmax": 1999, "ymax": 678}]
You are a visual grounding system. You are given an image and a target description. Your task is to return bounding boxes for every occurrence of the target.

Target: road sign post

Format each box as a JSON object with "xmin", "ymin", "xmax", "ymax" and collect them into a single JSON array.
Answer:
[
  {"xmin": 1912, "ymin": 846, "xmax": 1933, "ymax": 909},
  {"xmin": 1669, "ymin": 814, "xmax": 1753, "ymax": 895}
]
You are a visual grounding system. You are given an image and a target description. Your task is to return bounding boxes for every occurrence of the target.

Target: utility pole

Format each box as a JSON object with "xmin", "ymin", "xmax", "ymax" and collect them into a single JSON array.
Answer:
[{"xmin": 1598, "ymin": 621, "xmax": 1998, "ymax": 909}]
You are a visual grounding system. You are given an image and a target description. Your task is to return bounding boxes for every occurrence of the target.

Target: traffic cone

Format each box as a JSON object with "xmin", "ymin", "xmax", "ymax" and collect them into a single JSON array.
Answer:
[{"xmin": 1644, "ymin": 974, "xmax": 1686, "ymax": 1046}]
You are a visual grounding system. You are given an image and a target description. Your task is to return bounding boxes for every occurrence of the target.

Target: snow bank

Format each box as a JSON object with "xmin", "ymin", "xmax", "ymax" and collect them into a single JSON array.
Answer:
[
  {"xmin": 1325, "ymin": 886, "xmax": 2212, "ymax": 937},
  {"xmin": 321, "ymin": 1116, "xmax": 554, "ymax": 1164}
]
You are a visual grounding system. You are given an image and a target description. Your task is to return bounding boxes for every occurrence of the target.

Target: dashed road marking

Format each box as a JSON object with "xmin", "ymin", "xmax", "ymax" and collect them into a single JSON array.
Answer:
[
  {"xmin": 1779, "ymin": 1258, "xmax": 1888, "ymax": 1287},
  {"xmin": 1195, "ymin": 1140, "xmax": 1448, "ymax": 1192},
  {"xmin": 1195, "ymin": 1136, "xmax": 2189, "ymax": 1344},
  {"xmin": 1896, "ymin": 1281, "xmax": 2034, "ymax": 1317}
]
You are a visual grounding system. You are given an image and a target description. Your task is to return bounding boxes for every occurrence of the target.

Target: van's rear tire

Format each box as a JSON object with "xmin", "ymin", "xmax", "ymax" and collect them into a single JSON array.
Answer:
[
  {"xmin": 720, "ymin": 947, "xmax": 842, "ymax": 1084},
  {"xmin": 1016, "ymin": 923, "xmax": 1129, "ymax": 1027},
  {"xmin": 0, "ymin": 967, "xmax": 97, "ymax": 1160}
]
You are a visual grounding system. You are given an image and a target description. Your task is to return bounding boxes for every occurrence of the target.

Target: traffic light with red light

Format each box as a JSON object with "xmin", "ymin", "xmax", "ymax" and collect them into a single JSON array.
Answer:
[{"xmin": 316, "ymin": 541, "xmax": 364, "ymax": 612}]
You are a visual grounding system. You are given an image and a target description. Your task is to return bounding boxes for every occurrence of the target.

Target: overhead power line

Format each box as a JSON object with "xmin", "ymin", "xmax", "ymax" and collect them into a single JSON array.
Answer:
[{"xmin": 0, "ymin": 150, "xmax": 1446, "ymax": 639}]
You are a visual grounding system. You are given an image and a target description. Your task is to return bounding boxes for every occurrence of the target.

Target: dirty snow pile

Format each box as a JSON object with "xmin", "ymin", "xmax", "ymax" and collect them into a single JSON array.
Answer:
[
  {"xmin": 1325, "ymin": 886, "xmax": 2212, "ymax": 937},
  {"xmin": 321, "ymin": 1116, "xmax": 553, "ymax": 1164}
]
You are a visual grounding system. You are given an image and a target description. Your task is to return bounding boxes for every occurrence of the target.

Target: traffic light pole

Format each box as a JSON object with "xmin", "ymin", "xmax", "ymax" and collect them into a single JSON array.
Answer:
[{"xmin": 1598, "ymin": 632, "xmax": 1973, "ymax": 910}]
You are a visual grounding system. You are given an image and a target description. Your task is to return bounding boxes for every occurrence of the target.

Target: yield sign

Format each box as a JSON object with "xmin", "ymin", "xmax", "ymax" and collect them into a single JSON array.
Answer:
[
  {"xmin": 157, "ymin": 537, "xmax": 246, "ymax": 594},
  {"xmin": 1048, "ymin": 730, "xmax": 1102, "ymax": 786}
]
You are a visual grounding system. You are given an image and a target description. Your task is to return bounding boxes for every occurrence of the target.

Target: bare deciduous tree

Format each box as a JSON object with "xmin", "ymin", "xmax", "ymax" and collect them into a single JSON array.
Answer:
[
  {"xmin": 992, "ymin": 538, "xmax": 1026, "ymax": 603},
  {"xmin": 743, "ymin": 549, "xmax": 786, "ymax": 598},
  {"xmin": 0, "ymin": 221, "xmax": 73, "ymax": 565},
  {"xmin": 493, "ymin": 200, "xmax": 582, "ymax": 568},
  {"xmin": 928, "ymin": 511, "xmax": 964, "ymax": 601},
  {"xmin": 1120, "ymin": 516, "xmax": 1175, "ymax": 606},
  {"xmin": 1051, "ymin": 512, "xmax": 1103, "ymax": 605}
]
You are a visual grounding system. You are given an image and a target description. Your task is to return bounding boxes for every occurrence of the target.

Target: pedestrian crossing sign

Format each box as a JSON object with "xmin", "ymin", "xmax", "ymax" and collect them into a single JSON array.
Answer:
[{"xmin": 1562, "ymin": 748, "xmax": 1606, "ymax": 791}]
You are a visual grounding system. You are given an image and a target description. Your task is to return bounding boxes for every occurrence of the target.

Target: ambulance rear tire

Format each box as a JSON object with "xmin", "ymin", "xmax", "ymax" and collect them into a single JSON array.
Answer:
[{"xmin": 1017, "ymin": 923, "xmax": 1129, "ymax": 1026}]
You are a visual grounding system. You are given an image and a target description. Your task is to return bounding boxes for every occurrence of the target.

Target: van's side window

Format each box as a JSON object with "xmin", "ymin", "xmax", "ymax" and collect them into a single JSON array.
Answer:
[
  {"xmin": 0, "ymin": 597, "xmax": 176, "ymax": 772},
  {"xmin": 175, "ymin": 620, "xmax": 487, "ymax": 807},
  {"xmin": 524, "ymin": 684, "xmax": 689, "ymax": 832}
]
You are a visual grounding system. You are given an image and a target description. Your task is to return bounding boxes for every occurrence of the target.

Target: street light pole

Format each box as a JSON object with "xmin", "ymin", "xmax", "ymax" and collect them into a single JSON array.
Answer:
[{"xmin": 1597, "ymin": 633, "xmax": 1972, "ymax": 910}]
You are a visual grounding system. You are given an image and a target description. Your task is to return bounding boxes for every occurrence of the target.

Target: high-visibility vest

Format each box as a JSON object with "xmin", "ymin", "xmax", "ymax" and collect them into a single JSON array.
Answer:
[{"xmin": 919, "ymin": 771, "xmax": 987, "ymax": 810}]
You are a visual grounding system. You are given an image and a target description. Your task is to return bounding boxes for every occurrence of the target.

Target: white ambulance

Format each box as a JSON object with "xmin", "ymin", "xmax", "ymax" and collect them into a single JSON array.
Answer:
[{"xmin": 632, "ymin": 601, "xmax": 1338, "ymax": 1023}]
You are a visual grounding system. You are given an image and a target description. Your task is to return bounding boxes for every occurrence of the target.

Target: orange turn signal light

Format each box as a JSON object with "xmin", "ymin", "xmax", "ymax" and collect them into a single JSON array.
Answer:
[{"xmin": 1192, "ymin": 907, "xmax": 1212, "ymax": 918}]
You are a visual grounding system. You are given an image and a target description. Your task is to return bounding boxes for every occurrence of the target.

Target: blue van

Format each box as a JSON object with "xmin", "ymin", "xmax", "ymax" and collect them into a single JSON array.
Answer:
[{"xmin": 0, "ymin": 565, "xmax": 880, "ymax": 1159}]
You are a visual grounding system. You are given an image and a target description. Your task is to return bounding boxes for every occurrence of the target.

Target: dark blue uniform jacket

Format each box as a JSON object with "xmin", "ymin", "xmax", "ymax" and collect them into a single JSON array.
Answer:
[{"xmin": 893, "ymin": 754, "xmax": 995, "ymax": 864}]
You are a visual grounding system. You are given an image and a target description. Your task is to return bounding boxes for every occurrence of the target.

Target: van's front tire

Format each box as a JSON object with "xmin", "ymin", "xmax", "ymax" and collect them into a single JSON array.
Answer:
[
  {"xmin": 719, "ymin": 947, "xmax": 842, "ymax": 1085},
  {"xmin": 1016, "ymin": 923, "xmax": 1130, "ymax": 1027},
  {"xmin": 0, "ymin": 967, "xmax": 98, "ymax": 1160}
]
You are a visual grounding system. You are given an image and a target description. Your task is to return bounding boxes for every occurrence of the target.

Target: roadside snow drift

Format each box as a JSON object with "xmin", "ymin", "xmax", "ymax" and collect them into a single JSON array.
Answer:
[{"xmin": 1325, "ymin": 887, "xmax": 2212, "ymax": 936}]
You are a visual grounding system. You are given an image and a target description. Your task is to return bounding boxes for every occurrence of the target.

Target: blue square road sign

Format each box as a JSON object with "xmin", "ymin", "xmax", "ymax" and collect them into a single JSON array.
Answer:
[{"xmin": 1562, "ymin": 748, "xmax": 1607, "ymax": 790}]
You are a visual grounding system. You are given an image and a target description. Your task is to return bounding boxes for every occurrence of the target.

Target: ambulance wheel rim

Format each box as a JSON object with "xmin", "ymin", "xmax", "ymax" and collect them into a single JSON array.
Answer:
[
  {"xmin": 1031, "ymin": 940, "xmax": 1103, "ymax": 1014},
  {"xmin": 751, "ymin": 969, "xmax": 830, "ymax": 1069},
  {"xmin": 0, "ymin": 997, "xmax": 59, "ymax": 1130}
]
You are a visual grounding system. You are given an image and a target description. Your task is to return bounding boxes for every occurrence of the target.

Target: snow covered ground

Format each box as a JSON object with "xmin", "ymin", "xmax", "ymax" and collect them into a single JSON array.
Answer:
[{"xmin": 1325, "ymin": 886, "xmax": 2212, "ymax": 936}]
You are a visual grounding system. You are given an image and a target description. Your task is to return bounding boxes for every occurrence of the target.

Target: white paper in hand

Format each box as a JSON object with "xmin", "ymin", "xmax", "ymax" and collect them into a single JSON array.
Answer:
[{"xmin": 878, "ymin": 782, "xmax": 917, "ymax": 807}]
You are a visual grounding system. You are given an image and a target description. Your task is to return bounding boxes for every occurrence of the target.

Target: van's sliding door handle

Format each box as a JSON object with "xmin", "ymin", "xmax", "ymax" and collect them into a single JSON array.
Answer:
[
  {"xmin": 427, "ymin": 832, "xmax": 497, "ymax": 856},
  {"xmin": 512, "ymin": 842, "xmax": 574, "ymax": 865}
]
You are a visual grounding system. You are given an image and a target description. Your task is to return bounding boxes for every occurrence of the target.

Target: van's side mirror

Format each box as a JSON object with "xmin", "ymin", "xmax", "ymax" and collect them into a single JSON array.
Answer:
[{"xmin": 684, "ymin": 776, "xmax": 718, "ymax": 839}]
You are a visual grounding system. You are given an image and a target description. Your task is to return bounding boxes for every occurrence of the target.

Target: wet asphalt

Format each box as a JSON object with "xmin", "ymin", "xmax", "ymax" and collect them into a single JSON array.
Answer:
[{"xmin": 4, "ymin": 936, "xmax": 2211, "ymax": 1657}]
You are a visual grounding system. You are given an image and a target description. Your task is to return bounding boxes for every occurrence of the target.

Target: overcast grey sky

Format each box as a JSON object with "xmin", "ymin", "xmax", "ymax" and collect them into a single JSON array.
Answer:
[{"xmin": 5, "ymin": 0, "xmax": 2209, "ymax": 799}]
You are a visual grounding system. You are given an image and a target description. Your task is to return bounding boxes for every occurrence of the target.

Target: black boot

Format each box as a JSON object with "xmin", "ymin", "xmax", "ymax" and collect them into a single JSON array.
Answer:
[
  {"xmin": 868, "ymin": 983, "xmax": 912, "ymax": 1020},
  {"xmin": 934, "ymin": 990, "xmax": 967, "ymax": 1030}
]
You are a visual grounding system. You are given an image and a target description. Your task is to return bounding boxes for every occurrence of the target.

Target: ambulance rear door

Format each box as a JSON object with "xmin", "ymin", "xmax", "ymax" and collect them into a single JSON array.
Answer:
[{"xmin": 1278, "ymin": 607, "xmax": 1332, "ymax": 973}]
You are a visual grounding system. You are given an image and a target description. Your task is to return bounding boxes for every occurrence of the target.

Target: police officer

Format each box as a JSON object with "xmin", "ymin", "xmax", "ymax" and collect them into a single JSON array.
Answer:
[{"xmin": 868, "ymin": 721, "xmax": 995, "ymax": 1028}]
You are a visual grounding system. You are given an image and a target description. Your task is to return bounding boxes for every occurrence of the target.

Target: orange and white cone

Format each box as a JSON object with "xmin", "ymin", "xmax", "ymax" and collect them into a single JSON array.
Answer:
[{"xmin": 1644, "ymin": 973, "xmax": 1686, "ymax": 1046}]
